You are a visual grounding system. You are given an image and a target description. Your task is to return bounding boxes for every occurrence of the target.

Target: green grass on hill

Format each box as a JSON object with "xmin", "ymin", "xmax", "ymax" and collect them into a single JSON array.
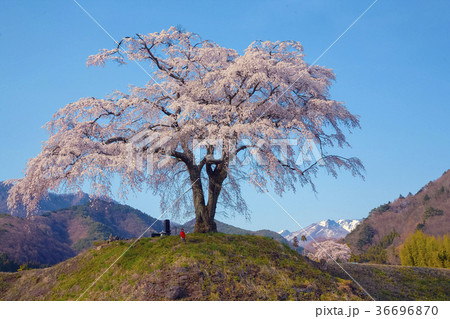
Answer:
[
  {"xmin": 327, "ymin": 262, "xmax": 450, "ymax": 301},
  {"xmin": 0, "ymin": 233, "xmax": 367, "ymax": 301}
]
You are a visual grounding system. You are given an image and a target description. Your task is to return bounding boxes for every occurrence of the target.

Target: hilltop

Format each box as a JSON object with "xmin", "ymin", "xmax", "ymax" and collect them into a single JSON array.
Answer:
[
  {"xmin": 0, "ymin": 192, "xmax": 303, "ymax": 270},
  {"xmin": 182, "ymin": 219, "xmax": 290, "ymax": 245},
  {"xmin": 344, "ymin": 170, "xmax": 450, "ymax": 263},
  {"xmin": 0, "ymin": 234, "xmax": 368, "ymax": 301},
  {"xmin": 0, "ymin": 200, "xmax": 296, "ymax": 269}
]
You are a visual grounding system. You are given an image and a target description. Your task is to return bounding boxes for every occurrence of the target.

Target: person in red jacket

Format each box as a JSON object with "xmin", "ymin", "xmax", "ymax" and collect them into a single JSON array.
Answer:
[{"xmin": 180, "ymin": 228, "xmax": 186, "ymax": 243}]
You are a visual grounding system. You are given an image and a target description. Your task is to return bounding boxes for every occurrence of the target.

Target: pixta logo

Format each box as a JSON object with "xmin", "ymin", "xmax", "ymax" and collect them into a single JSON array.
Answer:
[{"xmin": 127, "ymin": 129, "xmax": 324, "ymax": 174}]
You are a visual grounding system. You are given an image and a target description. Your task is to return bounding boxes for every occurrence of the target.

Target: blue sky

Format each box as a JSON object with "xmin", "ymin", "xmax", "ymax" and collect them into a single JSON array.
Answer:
[{"xmin": 1, "ymin": 0, "xmax": 449, "ymax": 231}]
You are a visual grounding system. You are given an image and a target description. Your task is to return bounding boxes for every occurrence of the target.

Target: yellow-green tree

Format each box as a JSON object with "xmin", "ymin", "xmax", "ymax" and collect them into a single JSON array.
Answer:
[{"xmin": 400, "ymin": 231, "xmax": 450, "ymax": 268}]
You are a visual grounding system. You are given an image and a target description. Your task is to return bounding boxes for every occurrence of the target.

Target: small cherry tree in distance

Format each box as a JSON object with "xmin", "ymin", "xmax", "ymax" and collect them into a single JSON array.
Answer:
[
  {"xmin": 311, "ymin": 241, "xmax": 351, "ymax": 262},
  {"xmin": 7, "ymin": 27, "xmax": 363, "ymax": 233}
]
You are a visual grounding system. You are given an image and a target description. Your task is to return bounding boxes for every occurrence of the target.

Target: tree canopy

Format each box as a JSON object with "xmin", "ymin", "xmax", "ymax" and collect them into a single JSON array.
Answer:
[{"xmin": 7, "ymin": 27, "xmax": 363, "ymax": 232}]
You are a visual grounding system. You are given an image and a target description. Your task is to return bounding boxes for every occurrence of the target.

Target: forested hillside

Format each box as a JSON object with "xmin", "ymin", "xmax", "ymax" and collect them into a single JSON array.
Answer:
[{"xmin": 344, "ymin": 170, "xmax": 450, "ymax": 264}]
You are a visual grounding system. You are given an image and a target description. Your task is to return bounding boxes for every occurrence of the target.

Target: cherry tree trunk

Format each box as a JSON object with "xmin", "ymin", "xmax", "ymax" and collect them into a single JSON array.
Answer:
[
  {"xmin": 189, "ymin": 167, "xmax": 226, "ymax": 233},
  {"xmin": 191, "ymin": 186, "xmax": 215, "ymax": 233},
  {"xmin": 194, "ymin": 204, "xmax": 217, "ymax": 233}
]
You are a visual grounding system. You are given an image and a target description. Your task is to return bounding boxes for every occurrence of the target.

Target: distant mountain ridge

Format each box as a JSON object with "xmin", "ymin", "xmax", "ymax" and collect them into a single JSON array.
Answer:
[
  {"xmin": 279, "ymin": 219, "xmax": 361, "ymax": 246},
  {"xmin": 0, "ymin": 182, "xmax": 92, "ymax": 217}
]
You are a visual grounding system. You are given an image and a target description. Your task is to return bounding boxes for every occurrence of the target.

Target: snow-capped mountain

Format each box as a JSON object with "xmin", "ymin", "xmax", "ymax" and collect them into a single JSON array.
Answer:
[
  {"xmin": 279, "ymin": 219, "xmax": 360, "ymax": 246},
  {"xmin": 278, "ymin": 229, "xmax": 291, "ymax": 237},
  {"xmin": 337, "ymin": 219, "xmax": 360, "ymax": 233}
]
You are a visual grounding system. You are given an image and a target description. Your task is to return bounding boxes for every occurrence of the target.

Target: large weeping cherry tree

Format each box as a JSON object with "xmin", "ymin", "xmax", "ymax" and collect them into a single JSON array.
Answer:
[{"xmin": 7, "ymin": 27, "xmax": 363, "ymax": 233}]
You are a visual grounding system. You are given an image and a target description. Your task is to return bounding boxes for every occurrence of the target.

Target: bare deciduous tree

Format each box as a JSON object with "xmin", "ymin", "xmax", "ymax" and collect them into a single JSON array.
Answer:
[{"xmin": 293, "ymin": 236, "xmax": 299, "ymax": 248}]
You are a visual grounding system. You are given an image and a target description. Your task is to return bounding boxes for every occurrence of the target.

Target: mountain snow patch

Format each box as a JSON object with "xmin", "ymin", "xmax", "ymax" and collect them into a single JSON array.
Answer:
[{"xmin": 279, "ymin": 219, "xmax": 360, "ymax": 245}]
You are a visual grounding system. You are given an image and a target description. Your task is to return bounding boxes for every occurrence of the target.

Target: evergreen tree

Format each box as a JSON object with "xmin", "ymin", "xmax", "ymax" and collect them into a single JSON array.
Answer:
[{"xmin": 292, "ymin": 236, "xmax": 299, "ymax": 248}]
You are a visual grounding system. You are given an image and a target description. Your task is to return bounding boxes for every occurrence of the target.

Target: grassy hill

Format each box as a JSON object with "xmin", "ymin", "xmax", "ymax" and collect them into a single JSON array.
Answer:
[
  {"xmin": 0, "ymin": 233, "xmax": 368, "ymax": 301},
  {"xmin": 327, "ymin": 263, "xmax": 450, "ymax": 301},
  {"xmin": 344, "ymin": 170, "xmax": 450, "ymax": 263},
  {"xmin": 0, "ymin": 201, "xmax": 296, "ymax": 270}
]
